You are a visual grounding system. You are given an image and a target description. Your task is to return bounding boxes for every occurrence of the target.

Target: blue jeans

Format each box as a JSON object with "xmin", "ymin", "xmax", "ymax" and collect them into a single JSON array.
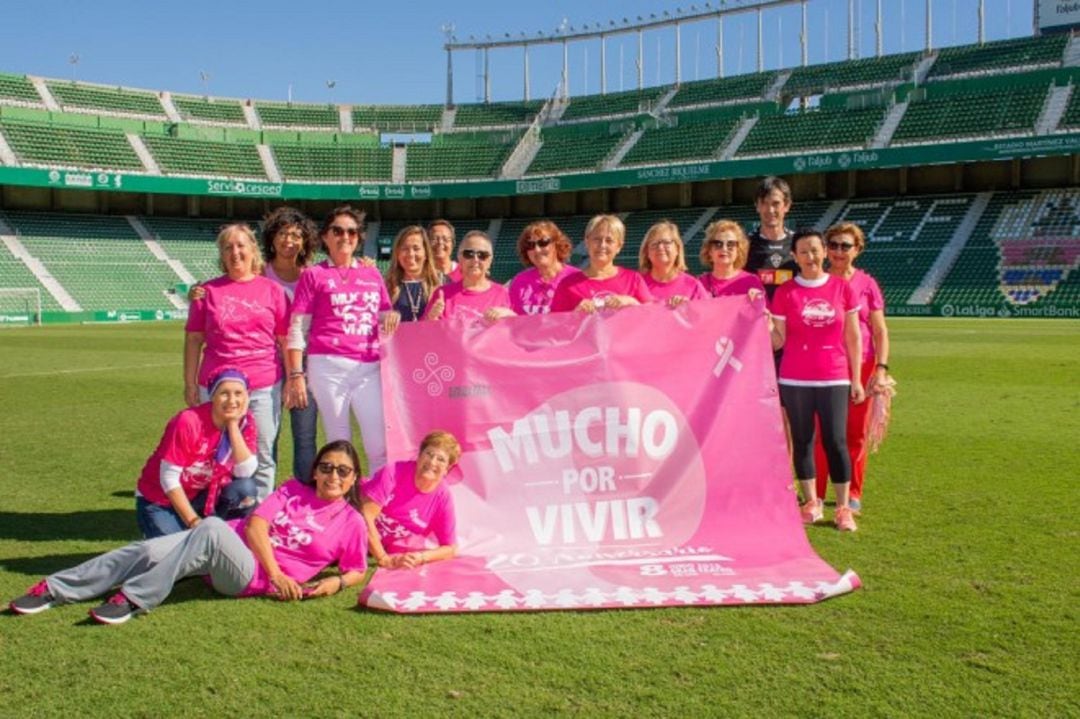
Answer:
[
  {"xmin": 136, "ymin": 477, "xmax": 259, "ymax": 539},
  {"xmin": 290, "ymin": 386, "xmax": 318, "ymax": 482},
  {"xmin": 201, "ymin": 383, "xmax": 282, "ymax": 501}
]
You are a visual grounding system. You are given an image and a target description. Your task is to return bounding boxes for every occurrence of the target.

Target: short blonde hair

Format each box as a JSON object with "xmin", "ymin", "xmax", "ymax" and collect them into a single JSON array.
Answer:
[
  {"xmin": 700, "ymin": 219, "xmax": 749, "ymax": 270},
  {"xmin": 584, "ymin": 214, "xmax": 625, "ymax": 247},
  {"xmin": 216, "ymin": 223, "xmax": 264, "ymax": 276},
  {"xmin": 824, "ymin": 221, "xmax": 867, "ymax": 252},
  {"xmin": 638, "ymin": 221, "xmax": 687, "ymax": 273},
  {"xmin": 420, "ymin": 430, "xmax": 462, "ymax": 466}
]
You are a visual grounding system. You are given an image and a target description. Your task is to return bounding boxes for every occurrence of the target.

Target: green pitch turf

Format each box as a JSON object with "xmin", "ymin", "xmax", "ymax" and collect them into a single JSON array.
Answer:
[{"xmin": 0, "ymin": 319, "xmax": 1076, "ymax": 717}]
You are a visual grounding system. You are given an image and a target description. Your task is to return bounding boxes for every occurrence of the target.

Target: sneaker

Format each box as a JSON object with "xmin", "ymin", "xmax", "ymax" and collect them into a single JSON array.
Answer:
[
  {"xmin": 9, "ymin": 579, "xmax": 55, "ymax": 615},
  {"xmin": 849, "ymin": 498, "xmax": 862, "ymax": 514},
  {"xmin": 89, "ymin": 593, "xmax": 138, "ymax": 625},
  {"xmin": 800, "ymin": 498, "xmax": 824, "ymax": 524},
  {"xmin": 835, "ymin": 506, "xmax": 858, "ymax": 532}
]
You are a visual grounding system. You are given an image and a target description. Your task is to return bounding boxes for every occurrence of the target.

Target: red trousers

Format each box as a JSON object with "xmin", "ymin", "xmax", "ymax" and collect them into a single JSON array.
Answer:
[{"xmin": 814, "ymin": 357, "xmax": 876, "ymax": 500}]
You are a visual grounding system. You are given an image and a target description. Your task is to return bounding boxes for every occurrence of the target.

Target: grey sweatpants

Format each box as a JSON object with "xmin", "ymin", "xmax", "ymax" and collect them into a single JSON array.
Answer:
[{"xmin": 46, "ymin": 517, "xmax": 256, "ymax": 611}]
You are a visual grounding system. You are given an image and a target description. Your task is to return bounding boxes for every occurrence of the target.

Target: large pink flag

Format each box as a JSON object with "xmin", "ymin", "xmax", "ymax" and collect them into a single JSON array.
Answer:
[{"xmin": 360, "ymin": 296, "xmax": 859, "ymax": 613}]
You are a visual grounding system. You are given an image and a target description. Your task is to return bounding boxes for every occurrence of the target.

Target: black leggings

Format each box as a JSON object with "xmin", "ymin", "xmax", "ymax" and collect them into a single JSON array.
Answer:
[{"xmin": 780, "ymin": 384, "xmax": 851, "ymax": 484}]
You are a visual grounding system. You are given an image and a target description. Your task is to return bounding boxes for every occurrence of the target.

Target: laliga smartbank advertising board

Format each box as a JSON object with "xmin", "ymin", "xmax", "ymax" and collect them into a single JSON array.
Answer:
[{"xmin": 1038, "ymin": 0, "xmax": 1080, "ymax": 32}]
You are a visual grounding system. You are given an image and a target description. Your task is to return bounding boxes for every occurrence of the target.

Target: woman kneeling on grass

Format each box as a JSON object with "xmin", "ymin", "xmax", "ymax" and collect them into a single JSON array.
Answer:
[
  {"xmin": 361, "ymin": 431, "xmax": 461, "ymax": 570},
  {"xmin": 10, "ymin": 441, "xmax": 367, "ymax": 625}
]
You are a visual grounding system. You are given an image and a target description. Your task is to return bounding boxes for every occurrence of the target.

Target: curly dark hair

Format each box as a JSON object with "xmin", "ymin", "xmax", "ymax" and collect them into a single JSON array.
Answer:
[{"xmin": 262, "ymin": 206, "xmax": 318, "ymax": 267}]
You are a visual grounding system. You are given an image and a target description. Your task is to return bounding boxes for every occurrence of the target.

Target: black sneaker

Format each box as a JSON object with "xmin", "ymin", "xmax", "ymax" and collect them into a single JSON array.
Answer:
[
  {"xmin": 89, "ymin": 593, "xmax": 138, "ymax": 625},
  {"xmin": 9, "ymin": 579, "xmax": 56, "ymax": 615}
]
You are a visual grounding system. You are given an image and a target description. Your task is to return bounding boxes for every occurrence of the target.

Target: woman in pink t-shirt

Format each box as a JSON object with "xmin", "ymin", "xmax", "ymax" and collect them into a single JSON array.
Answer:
[
  {"xmin": 508, "ymin": 220, "xmax": 581, "ymax": 315},
  {"xmin": 286, "ymin": 207, "xmax": 397, "ymax": 475},
  {"xmin": 769, "ymin": 229, "xmax": 865, "ymax": 532},
  {"xmin": 698, "ymin": 219, "xmax": 767, "ymax": 300},
  {"xmin": 11, "ymin": 441, "xmax": 367, "ymax": 625},
  {"xmin": 361, "ymin": 431, "xmax": 461, "ymax": 570},
  {"xmin": 550, "ymin": 214, "xmax": 654, "ymax": 313},
  {"xmin": 812, "ymin": 222, "xmax": 891, "ymax": 513},
  {"xmin": 638, "ymin": 220, "xmax": 708, "ymax": 306},
  {"xmin": 184, "ymin": 223, "xmax": 290, "ymax": 500},
  {"xmin": 424, "ymin": 231, "xmax": 515, "ymax": 323}
]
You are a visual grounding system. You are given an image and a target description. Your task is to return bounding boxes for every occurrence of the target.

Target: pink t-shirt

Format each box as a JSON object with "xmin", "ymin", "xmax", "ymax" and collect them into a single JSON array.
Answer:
[
  {"xmin": 135, "ymin": 402, "xmax": 258, "ymax": 507},
  {"xmin": 770, "ymin": 274, "xmax": 860, "ymax": 386},
  {"xmin": 290, "ymin": 261, "xmax": 392, "ymax": 363},
  {"xmin": 185, "ymin": 275, "xmax": 289, "ymax": 390},
  {"xmin": 549, "ymin": 267, "xmax": 655, "ymax": 313},
  {"xmin": 508, "ymin": 265, "xmax": 582, "ymax": 315},
  {"xmin": 643, "ymin": 272, "xmax": 709, "ymax": 303},
  {"xmin": 424, "ymin": 281, "xmax": 513, "ymax": 322},
  {"xmin": 444, "ymin": 263, "xmax": 463, "ymax": 283},
  {"xmin": 230, "ymin": 479, "xmax": 367, "ymax": 597},
  {"xmin": 361, "ymin": 460, "xmax": 457, "ymax": 553},
  {"xmin": 845, "ymin": 269, "xmax": 885, "ymax": 362},
  {"xmin": 699, "ymin": 270, "xmax": 766, "ymax": 298}
]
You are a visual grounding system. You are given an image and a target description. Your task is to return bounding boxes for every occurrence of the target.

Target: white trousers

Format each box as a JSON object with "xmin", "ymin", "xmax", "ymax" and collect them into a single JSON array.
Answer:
[{"xmin": 307, "ymin": 354, "xmax": 387, "ymax": 473}]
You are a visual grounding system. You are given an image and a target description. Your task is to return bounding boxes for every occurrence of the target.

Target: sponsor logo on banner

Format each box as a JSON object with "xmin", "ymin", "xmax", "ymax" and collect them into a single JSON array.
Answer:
[
  {"xmin": 409, "ymin": 185, "xmax": 432, "ymax": 199},
  {"xmin": 64, "ymin": 173, "xmax": 93, "ymax": 188},
  {"xmin": 358, "ymin": 185, "xmax": 381, "ymax": 199},
  {"xmin": 48, "ymin": 170, "xmax": 61, "ymax": 184},
  {"xmin": 384, "ymin": 185, "xmax": 406, "ymax": 199},
  {"xmin": 516, "ymin": 177, "xmax": 560, "ymax": 194},
  {"xmin": 206, "ymin": 180, "xmax": 283, "ymax": 197},
  {"xmin": 411, "ymin": 352, "xmax": 455, "ymax": 396}
]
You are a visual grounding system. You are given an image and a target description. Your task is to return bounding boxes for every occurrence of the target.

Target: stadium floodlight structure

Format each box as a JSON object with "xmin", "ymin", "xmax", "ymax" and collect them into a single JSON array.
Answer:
[{"xmin": 440, "ymin": 0, "xmax": 912, "ymax": 106}]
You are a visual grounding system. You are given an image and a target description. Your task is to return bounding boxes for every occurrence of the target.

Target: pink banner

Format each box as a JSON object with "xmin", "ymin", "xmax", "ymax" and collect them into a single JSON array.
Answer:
[{"xmin": 360, "ymin": 297, "xmax": 859, "ymax": 613}]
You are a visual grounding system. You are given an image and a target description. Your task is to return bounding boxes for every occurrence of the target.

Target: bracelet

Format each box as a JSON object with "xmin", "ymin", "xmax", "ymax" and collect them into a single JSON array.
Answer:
[
  {"xmin": 337, "ymin": 575, "xmax": 347, "ymax": 593},
  {"xmin": 877, "ymin": 363, "xmax": 889, "ymax": 371},
  {"xmin": 288, "ymin": 370, "xmax": 305, "ymax": 378}
]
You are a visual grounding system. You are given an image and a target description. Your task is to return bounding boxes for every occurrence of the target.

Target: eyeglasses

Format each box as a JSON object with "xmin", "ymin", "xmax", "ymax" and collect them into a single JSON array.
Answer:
[
  {"xmin": 708, "ymin": 240, "xmax": 740, "ymax": 250},
  {"xmin": 278, "ymin": 229, "xmax": 305, "ymax": 241},
  {"xmin": 524, "ymin": 238, "xmax": 553, "ymax": 251},
  {"xmin": 648, "ymin": 239, "xmax": 676, "ymax": 250},
  {"xmin": 315, "ymin": 462, "xmax": 355, "ymax": 479},
  {"xmin": 461, "ymin": 249, "xmax": 492, "ymax": 260},
  {"xmin": 827, "ymin": 241, "xmax": 856, "ymax": 251},
  {"xmin": 329, "ymin": 225, "xmax": 359, "ymax": 238}
]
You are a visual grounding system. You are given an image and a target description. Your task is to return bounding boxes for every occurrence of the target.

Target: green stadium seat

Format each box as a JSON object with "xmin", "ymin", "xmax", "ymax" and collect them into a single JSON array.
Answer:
[
  {"xmin": 1, "ymin": 120, "xmax": 144, "ymax": 171},
  {"xmin": 172, "ymin": 95, "xmax": 247, "ymax": 124},
  {"xmin": 46, "ymin": 81, "xmax": 165, "ymax": 117}
]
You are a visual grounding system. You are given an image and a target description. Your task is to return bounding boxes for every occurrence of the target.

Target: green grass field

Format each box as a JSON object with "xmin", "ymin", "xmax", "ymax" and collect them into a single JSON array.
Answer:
[{"xmin": 0, "ymin": 319, "xmax": 1076, "ymax": 717}]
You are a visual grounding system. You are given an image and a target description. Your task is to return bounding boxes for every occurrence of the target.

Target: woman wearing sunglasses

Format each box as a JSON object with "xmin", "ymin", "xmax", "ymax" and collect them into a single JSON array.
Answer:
[
  {"xmin": 638, "ymin": 220, "xmax": 707, "ymax": 307},
  {"xmin": 286, "ymin": 206, "xmax": 397, "ymax": 475},
  {"xmin": 698, "ymin": 219, "xmax": 766, "ymax": 299},
  {"xmin": 550, "ymin": 214, "xmax": 653, "ymax": 313},
  {"xmin": 424, "ymin": 230, "xmax": 514, "ymax": 323},
  {"xmin": 508, "ymin": 220, "xmax": 580, "ymax": 315},
  {"xmin": 10, "ymin": 441, "xmax": 368, "ymax": 625},
  {"xmin": 812, "ymin": 221, "xmax": 890, "ymax": 514},
  {"xmin": 361, "ymin": 431, "xmax": 461, "ymax": 570}
]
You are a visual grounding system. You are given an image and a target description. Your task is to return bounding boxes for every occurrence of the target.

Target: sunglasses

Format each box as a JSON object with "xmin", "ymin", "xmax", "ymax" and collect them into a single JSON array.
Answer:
[
  {"xmin": 329, "ymin": 225, "xmax": 359, "ymax": 238},
  {"xmin": 827, "ymin": 241, "xmax": 856, "ymax": 251},
  {"xmin": 315, "ymin": 462, "xmax": 355, "ymax": 479},
  {"xmin": 524, "ymin": 238, "xmax": 553, "ymax": 251},
  {"xmin": 708, "ymin": 240, "xmax": 740, "ymax": 250},
  {"xmin": 461, "ymin": 249, "xmax": 492, "ymax": 260}
]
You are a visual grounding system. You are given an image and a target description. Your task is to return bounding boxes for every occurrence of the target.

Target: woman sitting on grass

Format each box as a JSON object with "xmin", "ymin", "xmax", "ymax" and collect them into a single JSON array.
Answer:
[
  {"xmin": 9, "ymin": 440, "xmax": 367, "ymax": 625},
  {"xmin": 361, "ymin": 431, "xmax": 461, "ymax": 570}
]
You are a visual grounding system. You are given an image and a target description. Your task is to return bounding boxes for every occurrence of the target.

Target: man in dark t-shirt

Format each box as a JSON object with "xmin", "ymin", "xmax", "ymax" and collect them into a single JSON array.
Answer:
[{"xmin": 745, "ymin": 176, "xmax": 796, "ymax": 301}]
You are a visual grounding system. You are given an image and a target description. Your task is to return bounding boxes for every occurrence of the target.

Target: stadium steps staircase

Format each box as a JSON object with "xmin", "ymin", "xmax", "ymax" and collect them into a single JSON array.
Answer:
[
  {"xmin": 363, "ymin": 221, "xmax": 380, "ymax": 258},
  {"xmin": 486, "ymin": 218, "xmax": 503, "ymax": 243},
  {"xmin": 340, "ymin": 105, "xmax": 354, "ymax": 133},
  {"xmin": 125, "ymin": 134, "xmax": 161, "ymax": 174},
  {"xmin": 543, "ymin": 95, "xmax": 570, "ymax": 124},
  {"xmin": 718, "ymin": 116, "xmax": 758, "ymax": 160},
  {"xmin": 909, "ymin": 192, "xmax": 991, "ymax": 305},
  {"xmin": 683, "ymin": 207, "xmax": 720, "ymax": 243},
  {"xmin": 816, "ymin": 200, "xmax": 849, "ymax": 230},
  {"xmin": 256, "ymin": 144, "xmax": 283, "ymax": 182},
  {"xmin": 0, "ymin": 129, "xmax": 17, "ymax": 166},
  {"xmin": 440, "ymin": 106, "xmax": 456, "ymax": 132},
  {"xmin": 870, "ymin": 101, "xmax": 909, "ymax": 149},
  {"xmin": 391, "ymin": 145, "xmax": 407, "ymax": 184},
  {"xmin": 159, "ymin": 92, "xmax": 183, "ymax": 123},
  {"xmin": 500, "ymin": 123, "xmax": 542, "ymax": 179},
  {"xmin": 603, "ymin": 128, "xmax": 645, "ymax": 170},
  {"xmin": 1035, "ymin": 84, "xmax": 1073, "ymax": 134},
  {"xmin": 28, "ymin": 76, "xmax": 60, "ymax": 111},
  {"xmin": 765, "ymin": 71, "xmax": 790, "ymax": 100},
  {"xmin": 242, "ymin": 103, "xmax": 261, "ymax": 130},
  {"xmin": 651, "ymin": 86, "xmax": 681, "ymax": 116},
  {"xmin": 912, "ymin": 55, "xmax": 937, "ymax": 84},
  {"xmin": 126, "ymin": 215, "xmax": 197, "ymax": 288},
  {"xmin": 1064, "ymin": 35, "xmax": 1080, "ymax": 66},
  {"xmin": 0, "ymin": 220, "xmax": 81, "ymax": 311}
]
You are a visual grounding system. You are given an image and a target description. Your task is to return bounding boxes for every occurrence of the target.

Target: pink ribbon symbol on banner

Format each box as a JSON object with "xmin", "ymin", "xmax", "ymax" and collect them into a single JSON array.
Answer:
[{"xmin": 713, "ymin": 337, "xmax": 743, "ymax": 377}]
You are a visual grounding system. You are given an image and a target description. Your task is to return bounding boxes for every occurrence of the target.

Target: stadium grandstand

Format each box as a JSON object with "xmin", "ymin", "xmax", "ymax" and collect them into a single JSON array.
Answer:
[{"xmin": 1, "ymin": 7, "xmax": 1079, "ymax": 325}]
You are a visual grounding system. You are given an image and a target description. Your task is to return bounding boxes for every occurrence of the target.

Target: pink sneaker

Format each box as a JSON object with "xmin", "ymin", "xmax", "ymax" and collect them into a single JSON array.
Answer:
[
  {"xmin": 9, "ymin": 579, "xmax": 55, "ymax": 615},
  {"xmin": 800, "ymin": 498, "xmax": 823, "ymax": 524},
  {"xmin": 834, "ymin": 506, "xmax": 858, "ymax": 532}
]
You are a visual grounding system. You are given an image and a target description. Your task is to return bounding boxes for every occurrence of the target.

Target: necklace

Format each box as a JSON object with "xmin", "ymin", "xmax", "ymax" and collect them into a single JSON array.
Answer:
[
  {"xmin": 403, "ymin": 281, "xmax": 424, "ymax": 320},
  {"xmin": 333, "ymin": 259, "xmax": 353, "ymax": 284}
]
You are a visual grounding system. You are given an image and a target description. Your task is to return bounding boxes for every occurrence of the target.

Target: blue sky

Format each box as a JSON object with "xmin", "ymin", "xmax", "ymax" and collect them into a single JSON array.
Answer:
[{"xmin": 0, "ymin": 0, "xmax": 1037, "ymax": 105}]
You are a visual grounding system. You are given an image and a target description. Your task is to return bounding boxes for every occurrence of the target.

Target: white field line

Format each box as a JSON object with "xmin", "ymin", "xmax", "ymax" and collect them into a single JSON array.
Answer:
[{"xmin": 0, "ymin": 361, "xmax": 179, "ymax": 380}]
